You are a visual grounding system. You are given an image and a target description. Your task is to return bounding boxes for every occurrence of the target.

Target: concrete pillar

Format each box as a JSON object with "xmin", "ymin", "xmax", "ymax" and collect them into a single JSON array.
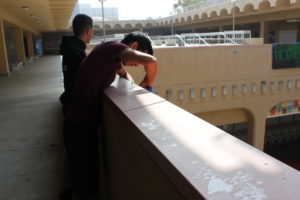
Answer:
[
  {"xmin": 219, "ymin": 25, "xmax": 224, "ymax": 32},
  {"xmin": 0, "ymin": 19, "xmax": 9, "ymax": 75},
  {"xmin": 260, "ymin": 21, "xmax": 269, "ymax": 44},
  {"xmin": 25, "ymin": 32, "xmax": 34, "ymax": 58},
  {"xmin": 297, "ymin": 22, "xmax": 300, "ymax": 42},
  {"xmin": 248, "ymin": 110, "xmax": 267, "ymax": 151},
  {"xmin": 14, "ymin": 27, "xmax": 26, "ymax": 65}
]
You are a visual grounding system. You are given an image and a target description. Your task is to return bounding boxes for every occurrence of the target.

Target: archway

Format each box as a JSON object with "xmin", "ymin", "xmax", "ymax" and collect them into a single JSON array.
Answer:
[
  {"xmin": 193, "ymin": 15, "xmax": 199, "ymax": 21},
  {"xmin": 195, "ymin": 108, "xmax": 253, "ymax": 143},
  {"xmin": 265, "ymin": 100, "xmax": 300, "ymax": 170},
  {"xmin": 201, "ymin": 13, "xmax": 208, "ymax": 20},
  {"xmin": 220, "ymin": 9, "xmax": 228, "ymax": 17},
  {"xmin": 258, "ymin": 1, "xmax": 272, "ymax": 10},
  {"xmin": 125, "ymin": 24, "xmax": 132, "ymax": 28},
  {"xmin": 114, "ymin": 24, "xmax": 122, "ymax": 29},
  {"xmin": 210, "ymin": 11, "xmax": 217, "ymax": 18},
  {"xmin": 244, "ymin": 4, "xmax": 255, "ymax": 13}
]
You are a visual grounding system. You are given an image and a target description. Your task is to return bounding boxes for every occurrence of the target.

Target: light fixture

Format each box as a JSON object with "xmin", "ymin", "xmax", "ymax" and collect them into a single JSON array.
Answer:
[
  {"xmin": 211, "ymin": 87, "xmax": 217, "ymax": 97},
  {"xmin": 279, "ymin": 81, "xmax": 284, "ymax": 90},
  {"xmin": 252, "ymin": 83, "xmax": 257, "ymax": 93},
  {"xmin": 242, "ymin": 84, "xmax": 248, "ymax": 94},
  {"xmin": 201, "ymin": 88, "xmax": 207, "ymax": 98},
  {"xmin": 270, "ymin": 81, "xmax": 276, "ymax": 91},
  {"xmin": 232, "ymin": 85, "xmax": 238, "ymax": 95},
  {"xmin": 178, "ymin": 90, "xmax": 185, "ymax": 101},
  {"xmin": 287, "ymin": 80, "xmax": 292, "ymax": 89},
  {"xmin": 286, "ymin": 19, "xmax": 300, "ymax": 23},
  {"xmin": 22, "ymin": 6, "xmax": 29, "ymax": 10},
  {"xmin": 189, "ymin": 88, "xmax": 196, "ymax": 99},
  {"xmin": 296, "ymin": 79, "xmax": 300, "ymax": 88},
  {"xmin": 222, "ymin": 86, "xmax": 228, "ymax": 96},
  {"xmin": 166, "ymin": 89, "xmax": 173, "ymax": 101},
  {"xmin": 261, "ymin": 81, "xmax": 267, "ymax": 93}
]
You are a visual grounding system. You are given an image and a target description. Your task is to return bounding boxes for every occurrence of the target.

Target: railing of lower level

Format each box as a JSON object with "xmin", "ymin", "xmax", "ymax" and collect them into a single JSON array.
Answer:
[
  {"xmin": 151, "ymin": 31, "xmax": 251, "ymax": 47},
  {"xmin": 90, "ymin": 31, "xmax": 252, "ymax": 47}
]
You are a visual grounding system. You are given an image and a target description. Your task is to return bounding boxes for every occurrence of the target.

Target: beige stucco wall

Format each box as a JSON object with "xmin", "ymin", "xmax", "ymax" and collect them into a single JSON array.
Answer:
[{"xmin": 126, "ymin": 45, "xmax": 300, "ymax": 150}]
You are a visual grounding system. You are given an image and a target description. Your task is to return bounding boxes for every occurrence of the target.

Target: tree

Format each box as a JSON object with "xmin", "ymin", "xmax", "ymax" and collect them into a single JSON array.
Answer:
[{"xmin": 173, "ymin": 0, "xmax": 206, "ymax": 13}]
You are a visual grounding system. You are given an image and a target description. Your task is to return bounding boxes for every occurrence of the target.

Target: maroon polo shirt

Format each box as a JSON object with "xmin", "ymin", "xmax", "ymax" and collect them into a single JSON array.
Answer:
[{"xmin": 66, "ymin": 41, "xmax": 128, "ymax": 125}]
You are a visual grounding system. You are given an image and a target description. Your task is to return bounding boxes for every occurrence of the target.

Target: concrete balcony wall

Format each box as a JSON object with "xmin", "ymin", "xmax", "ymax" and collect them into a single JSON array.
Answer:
[{"xmin": 102, "ymin": 79, "xmax": 300, "ymax": 200}]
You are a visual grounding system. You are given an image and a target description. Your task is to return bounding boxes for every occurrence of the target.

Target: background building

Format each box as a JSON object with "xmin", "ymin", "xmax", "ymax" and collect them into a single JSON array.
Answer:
[{"xmin": 71, "ymin": 3, "xmax": 119, "ymax": 20}]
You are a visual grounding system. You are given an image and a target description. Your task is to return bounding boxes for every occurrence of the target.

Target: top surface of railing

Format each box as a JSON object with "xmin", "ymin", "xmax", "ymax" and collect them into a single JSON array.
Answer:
[{"xmin": 104, "ymin": 76, "xmax": 300, "ymax": 200}]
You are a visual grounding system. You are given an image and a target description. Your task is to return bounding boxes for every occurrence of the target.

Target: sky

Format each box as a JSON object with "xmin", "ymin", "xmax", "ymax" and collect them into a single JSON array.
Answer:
[{"xmin": 78, "ymin": 0, "xmax": 175, "ymax": 20}]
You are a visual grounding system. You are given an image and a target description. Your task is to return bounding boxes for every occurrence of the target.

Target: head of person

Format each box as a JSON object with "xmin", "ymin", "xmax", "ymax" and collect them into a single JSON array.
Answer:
[
  {"xmin": 121, "ymin": 32, "xmax": 153, "ymax": 55},
  {"xmin": 72, "ymin": 14, "xmax": 93, "ymax": 44}
]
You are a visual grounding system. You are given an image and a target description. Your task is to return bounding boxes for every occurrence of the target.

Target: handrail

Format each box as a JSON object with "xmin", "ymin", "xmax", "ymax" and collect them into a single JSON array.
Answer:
[{"xmin": 175, "ymin": 34, "xmax": 187, "ymax": 46}]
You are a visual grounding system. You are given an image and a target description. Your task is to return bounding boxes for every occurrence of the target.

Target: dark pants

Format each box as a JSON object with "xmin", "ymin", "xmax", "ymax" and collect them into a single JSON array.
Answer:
[{"xmin": 63, "ymin": 120, "xmax": 99, "ymax": 198}]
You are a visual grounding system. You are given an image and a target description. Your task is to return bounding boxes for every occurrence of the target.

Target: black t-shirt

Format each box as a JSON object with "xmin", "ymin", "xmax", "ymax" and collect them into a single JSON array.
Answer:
[{"xmin": 59, "ymin": 36, "xmax": 86, "ymax": 108}]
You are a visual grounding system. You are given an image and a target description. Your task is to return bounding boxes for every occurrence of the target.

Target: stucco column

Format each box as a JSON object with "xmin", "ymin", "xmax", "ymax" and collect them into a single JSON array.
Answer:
[
  {"xmin": 219, "ymin": 25, "xmax": 224, "ymax": 32},
  {"xmin": 248, "ymin": 110, "xmax": 267, "ymax": 151},
  {"xmin": 260, "ymin": 21, "xmax": 269, "ymax": 44},
  {"xmin": 25, "ymin": 32, "xmax": 34, "ymax": 57},
  {"xmin": 297, "ymin": 22, "xmax": 300, "ymax": 42},
  {"xmin": 14, "ymin": 27, "xmax": 26, "ymax": 65},
  {"xmin": 0, "ymin": 19, "xmax": 9, "ymax": 75}
]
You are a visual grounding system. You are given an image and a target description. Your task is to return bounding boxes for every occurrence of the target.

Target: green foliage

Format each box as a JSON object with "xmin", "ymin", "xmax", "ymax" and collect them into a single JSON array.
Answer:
[{"xmin": 173, "ymin": 0, "xmax": 205, "ymax": 12}]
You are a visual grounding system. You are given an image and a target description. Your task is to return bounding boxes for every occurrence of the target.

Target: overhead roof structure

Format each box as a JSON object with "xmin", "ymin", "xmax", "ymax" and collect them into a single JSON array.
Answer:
[{"xmin": 0, "ymin": 0, "xmax": 77, "ymax": 34}]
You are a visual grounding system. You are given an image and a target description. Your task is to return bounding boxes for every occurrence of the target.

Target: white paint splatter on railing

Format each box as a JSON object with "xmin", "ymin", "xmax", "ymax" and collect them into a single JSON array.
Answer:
[
  {"xmin": 193, "ymin": 167, "xmax": 267, "ymax": 200},
  {"xmin": 141, "ymin": 120, "xmax": 160, "ymax": 131},
  {"xmin": 208, "ymin": 178, "xmax": 233, "ymax": 195}
]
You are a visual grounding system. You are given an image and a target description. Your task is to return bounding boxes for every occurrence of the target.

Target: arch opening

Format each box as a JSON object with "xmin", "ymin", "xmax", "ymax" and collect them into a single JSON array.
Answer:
[{"xmin": 244, "ymin": 4, "xmax": 255, "ymax": 13}]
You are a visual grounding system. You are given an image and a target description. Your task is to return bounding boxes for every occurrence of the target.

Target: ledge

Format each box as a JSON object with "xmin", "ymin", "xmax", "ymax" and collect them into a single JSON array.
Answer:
[{"xmin": 103, "ymin": 77, "xmax": 300, "ymax": 200}]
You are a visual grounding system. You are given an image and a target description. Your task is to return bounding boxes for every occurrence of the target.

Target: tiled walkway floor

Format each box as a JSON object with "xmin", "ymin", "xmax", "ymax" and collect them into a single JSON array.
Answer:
[{"xmin": 0, "ymin": 56, "xmax": 64, "ymax": 200}]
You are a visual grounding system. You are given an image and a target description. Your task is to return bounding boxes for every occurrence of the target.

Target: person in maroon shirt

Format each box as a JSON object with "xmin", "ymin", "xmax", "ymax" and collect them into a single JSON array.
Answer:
[{"xmin": 63, "ymin": 32, "xmax": 157, "ymax": 200}]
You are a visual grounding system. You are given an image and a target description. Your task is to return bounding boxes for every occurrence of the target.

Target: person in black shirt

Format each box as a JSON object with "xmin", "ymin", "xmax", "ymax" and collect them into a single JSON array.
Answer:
[
  {"xmin": 60, "ymin": 14, "xmax": 93, "ymax": 115},
  {"xmin": 59, "ymin": 14, "xmax": 93, "ymax": 200}
]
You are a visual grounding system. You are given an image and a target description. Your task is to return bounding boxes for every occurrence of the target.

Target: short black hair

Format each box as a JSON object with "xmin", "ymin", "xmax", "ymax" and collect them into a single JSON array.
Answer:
[
  {"xmin": 121, "ymin": 32, "xmax": 153, "ymax": 55},
  {"xmin": 72, "ymin": 14, "xmax": 93, "ymax": 37}
]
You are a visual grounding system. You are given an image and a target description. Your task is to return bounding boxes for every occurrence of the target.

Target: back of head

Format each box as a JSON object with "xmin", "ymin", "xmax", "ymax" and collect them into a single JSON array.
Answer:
[
  {"xmin": 72, "ymin": 14, "xmax": 93, "ymax": 37},
  {"xmin": 121, "ymin": 32, "xmax": 153, "ymax": 55}
]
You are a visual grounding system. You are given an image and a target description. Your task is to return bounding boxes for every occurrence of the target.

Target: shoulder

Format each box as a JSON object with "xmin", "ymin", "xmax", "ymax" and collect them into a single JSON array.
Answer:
[{"xmin": 92, "ymin": 41, "xmax": 128, "ymax": 57}]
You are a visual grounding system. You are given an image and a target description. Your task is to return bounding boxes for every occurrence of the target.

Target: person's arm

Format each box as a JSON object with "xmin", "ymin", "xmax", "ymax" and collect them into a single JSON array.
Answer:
[
  {"xmin": 116, "ymin": 67, "xmax": 134, "ymax": 82},
  {"xmin": 139, "ymin": 62, "xmax": 157, "ymax": 88},
  {"xmin": 116, "ymin": 48, "xmax": 157, "ymax": 88}
]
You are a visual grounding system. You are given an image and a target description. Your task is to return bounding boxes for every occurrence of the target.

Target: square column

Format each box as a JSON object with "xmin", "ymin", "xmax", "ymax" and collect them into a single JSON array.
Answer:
[
  {"xmin": 247, "ymin": 110, "xmax": 267, "ymax": 151},
  {"xmin": 260, "ymin": 21, "xmax": 269, "ymax": 44},
  {"xmin": 219, "ymin": 25, "xmax": 224, "ymax": 32},
  {"xmin": 0, "ymin": 19, "xmax": 9, "ymax": 75},
  {"xmin": 25, "ymin": 32, "xmax": 34, "ymax": 58},
  {"xmin": 14, "ymin": 27, "xmax": 26, "ymax": 65},
  {"xmin": 297, "ymin": 22, "xmax": 300, "ymax": 42}
]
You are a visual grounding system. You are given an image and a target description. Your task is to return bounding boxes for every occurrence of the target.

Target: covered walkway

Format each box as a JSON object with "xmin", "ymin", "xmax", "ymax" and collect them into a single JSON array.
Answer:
[{"xmin": 0, "ymin": 56, "xmax": 64, "ymax": 200}]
